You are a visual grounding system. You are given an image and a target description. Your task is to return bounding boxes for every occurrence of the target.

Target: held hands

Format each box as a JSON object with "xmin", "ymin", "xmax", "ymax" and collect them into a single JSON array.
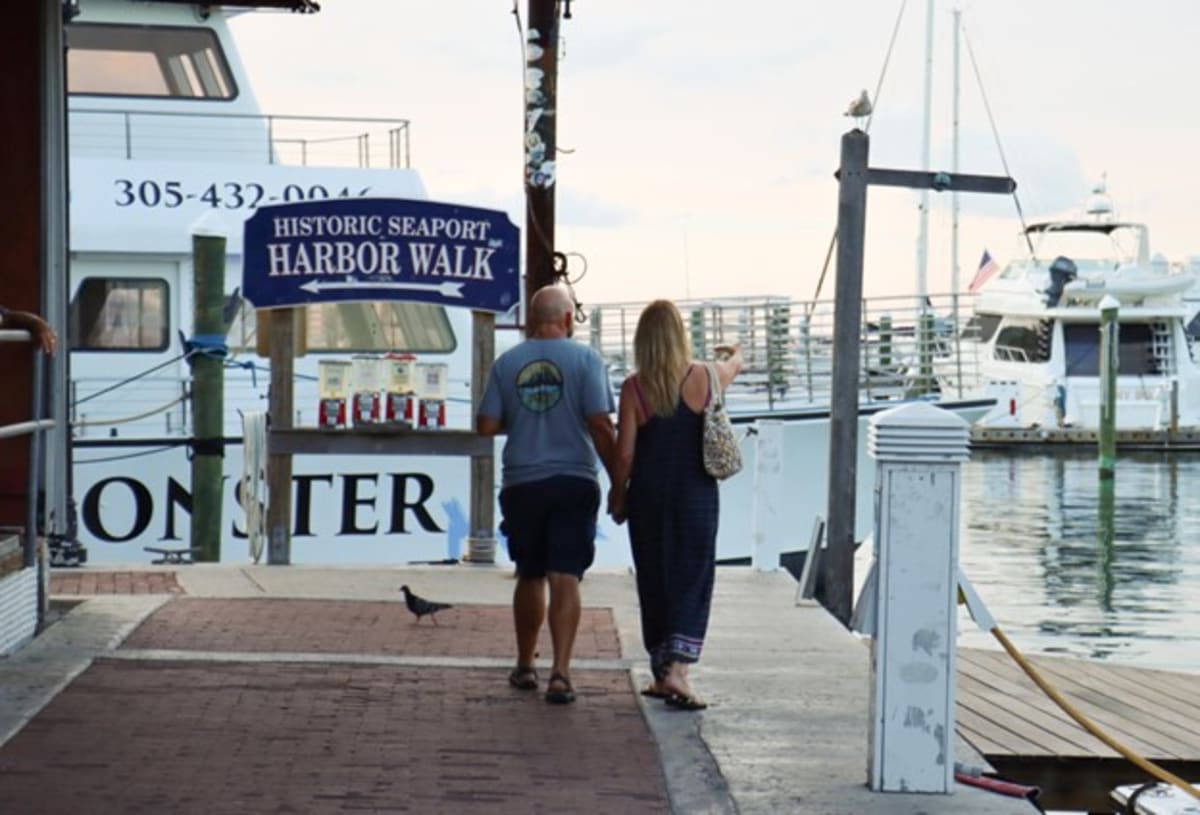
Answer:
[{"xmin": 607, "ymin": 488, "xmax": 627, "ymax": 525}]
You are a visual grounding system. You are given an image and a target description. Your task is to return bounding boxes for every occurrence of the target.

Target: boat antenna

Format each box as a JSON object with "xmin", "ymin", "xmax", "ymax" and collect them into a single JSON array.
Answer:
[
  {"xmin": 807, "ymin": 0, "xmax": 908, "ymax": 315},
  {"xmin": 960, "ymin": 21, "xmax": 1036, "ymax": 261}
]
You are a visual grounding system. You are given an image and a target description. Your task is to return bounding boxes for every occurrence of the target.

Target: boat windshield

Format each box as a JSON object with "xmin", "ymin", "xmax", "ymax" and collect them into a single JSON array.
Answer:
[
  {"xmin": 67, "ymin": 23, "xmax": 237, "ymax": 99},
  {"xmin": 227, "ymin": 301, "xmax": 458, "ymax": 355},
  {"xmin": 1023, "ymin": 224, "xmax": 1143, "ymax": 267}
]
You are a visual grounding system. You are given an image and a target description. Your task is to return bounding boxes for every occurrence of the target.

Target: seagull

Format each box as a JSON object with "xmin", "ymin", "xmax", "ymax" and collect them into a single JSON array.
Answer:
[
  {"xmin": 844, "ymin": 89, "xmax": 873, "ymax": 126},
  {"xmin": 400, "ymin": 585, "xmax": 453, "ymax": 625}
]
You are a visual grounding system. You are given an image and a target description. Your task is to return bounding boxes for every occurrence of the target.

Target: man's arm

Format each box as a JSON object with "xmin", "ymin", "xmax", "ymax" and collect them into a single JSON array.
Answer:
[
  {"xmin": 476, "ymin": 415, "xmax": 503, "ymax": 436},
  {"xmin": 0, "ymin": 307, "xmax": 56, "ymax": 354},
  {"xmin": 585, "ymin": 412, "xmax": 617, "ymax": 483}
]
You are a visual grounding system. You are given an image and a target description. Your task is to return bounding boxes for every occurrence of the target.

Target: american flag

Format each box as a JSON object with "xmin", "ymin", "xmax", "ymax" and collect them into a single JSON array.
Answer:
[{"xmin": 968, "ymin": 249, "xmax": 1000, "ymax": 292}]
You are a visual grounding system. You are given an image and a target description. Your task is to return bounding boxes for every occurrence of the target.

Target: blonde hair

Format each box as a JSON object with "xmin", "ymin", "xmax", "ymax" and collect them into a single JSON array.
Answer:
[{"xmin": 633, "ymin": 300, "xmax": 692, "ymax": 417}]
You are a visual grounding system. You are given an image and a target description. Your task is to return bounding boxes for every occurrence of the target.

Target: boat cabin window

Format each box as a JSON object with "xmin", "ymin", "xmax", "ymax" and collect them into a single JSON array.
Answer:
[
  {"xmin": 993, "ymin": 323, "xmax": 1050, "ymax": 363},
  {"xmin": 67, "ymin": 23, "xmax": 237, "ymax": 100},
  {"xmin": 70, "ymin": 278, "xmax": 170, "ymax": 352},
  {"xmin": 1063, "ymin": 322, "xmax": 1160, "ymax": 376},
  {"xmin": 964, "ymin": 313, "xmax": 1002, "ymax": 343},
  {"xmin": 228, "ymin": 302, "xmax": 457, "ymax": 354}
]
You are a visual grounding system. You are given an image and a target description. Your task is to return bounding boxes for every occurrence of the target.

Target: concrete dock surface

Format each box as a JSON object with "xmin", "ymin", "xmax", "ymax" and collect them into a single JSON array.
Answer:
[{"xmin": 0, "ymin": 564, "xmax": 1035, "ymax": 813}]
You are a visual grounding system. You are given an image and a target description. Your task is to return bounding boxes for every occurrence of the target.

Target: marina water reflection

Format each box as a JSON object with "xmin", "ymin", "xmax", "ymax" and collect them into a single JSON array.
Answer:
[{"xmin": 958, "ymin": 450, "xmax": 1200, "ymax": 673}]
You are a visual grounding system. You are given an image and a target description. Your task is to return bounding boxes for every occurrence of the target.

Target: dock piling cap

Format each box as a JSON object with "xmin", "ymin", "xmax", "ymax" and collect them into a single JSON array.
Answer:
[
  {"xmin": 868, "ymin": 402, "xmax": 971, "ymax": 462},
  {"xmin": 190, "ymin": 211, "xmax": 231, "ymax": 239},
  {"xmin": 1099, "ymin": 294, "xmax": 1121, "ymax": 313}
]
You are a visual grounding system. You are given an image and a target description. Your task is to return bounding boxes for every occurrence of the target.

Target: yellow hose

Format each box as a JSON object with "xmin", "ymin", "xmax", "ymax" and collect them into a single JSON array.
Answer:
[{"xmin": 990, "ymin": 625, "xmax": 1200, "ymax": 802}]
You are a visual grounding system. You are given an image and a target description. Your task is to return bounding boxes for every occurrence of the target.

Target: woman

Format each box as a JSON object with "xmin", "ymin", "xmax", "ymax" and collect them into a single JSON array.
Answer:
[{"xmin": 609, "ymin": 300, "xmax": 741, "ymax": 709}]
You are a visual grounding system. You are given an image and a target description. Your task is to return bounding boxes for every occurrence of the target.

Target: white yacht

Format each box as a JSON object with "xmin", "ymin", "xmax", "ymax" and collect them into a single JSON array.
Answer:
[{"xmin": 964, "ymin": 185, "xmax": 1200, "ymax": 444}]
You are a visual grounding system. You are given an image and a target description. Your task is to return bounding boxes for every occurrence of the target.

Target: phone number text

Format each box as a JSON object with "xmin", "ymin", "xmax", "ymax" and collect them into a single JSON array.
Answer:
[{"xmin": 113, "ymin": 179, "xmax": 373, "ymax": 210}]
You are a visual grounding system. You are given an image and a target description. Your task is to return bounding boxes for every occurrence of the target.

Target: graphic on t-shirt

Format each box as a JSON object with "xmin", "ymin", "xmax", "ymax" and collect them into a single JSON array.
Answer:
[{"xmin": 516, "ymin": 359, "xmax": 564, "ymax": 412}]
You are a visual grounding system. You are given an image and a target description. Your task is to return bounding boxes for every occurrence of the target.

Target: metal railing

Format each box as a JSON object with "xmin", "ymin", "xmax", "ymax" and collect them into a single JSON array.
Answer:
[
  {"xmin": 586, "ymin": 292, "xmax": 985, "ymax": 412},
  {"xmin": 0, "ymin": 330, "xmax": 54, "ymax": 570},
  {"xmin": 70, "ymin": 109, "xmax": 412, "ymax": 169}
]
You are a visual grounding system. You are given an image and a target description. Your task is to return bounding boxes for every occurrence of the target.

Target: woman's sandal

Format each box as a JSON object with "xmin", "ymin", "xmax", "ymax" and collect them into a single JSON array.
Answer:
[
  {"xmin": 665, "ymin": 692, "xmax": 708, "ymax": 711},
  {"xmin": 545, "ymin": 672, "xmax": 576, "ymax": 704},
  {"xmin": 508, "ymin": 666, "xmax": 538, "ymax": 691}
]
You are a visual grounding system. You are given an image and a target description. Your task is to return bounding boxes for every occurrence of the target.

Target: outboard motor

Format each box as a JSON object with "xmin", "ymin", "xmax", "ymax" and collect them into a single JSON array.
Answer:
[{"xmin": 1044, "ymin": 256, "xmax": 1077, "ymax": 307}]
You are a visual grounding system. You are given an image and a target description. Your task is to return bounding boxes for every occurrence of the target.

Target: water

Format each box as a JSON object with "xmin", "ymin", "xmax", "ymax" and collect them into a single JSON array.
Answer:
[{"xmin": 957, "ymin": 449, "xmax": 1200, "ymax": 674}]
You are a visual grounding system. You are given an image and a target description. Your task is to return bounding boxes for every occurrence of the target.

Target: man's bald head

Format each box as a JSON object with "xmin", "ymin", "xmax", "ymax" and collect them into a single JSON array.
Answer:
[{"xmin": 529, "ymin": 286, "xmax": 574, "ymax": 336}]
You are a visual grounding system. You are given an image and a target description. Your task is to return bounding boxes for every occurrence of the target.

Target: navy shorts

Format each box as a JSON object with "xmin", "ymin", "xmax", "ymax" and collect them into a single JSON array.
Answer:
[{"xmin": 499, "ymin": 476, "xmax": 600, "ymax": 580}]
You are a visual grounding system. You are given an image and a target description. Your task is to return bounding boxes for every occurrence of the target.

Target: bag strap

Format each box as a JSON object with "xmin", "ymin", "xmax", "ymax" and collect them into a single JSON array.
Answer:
[{"xmin": 704, "ymin": 362, "xmax": 722, "ymax": 409}]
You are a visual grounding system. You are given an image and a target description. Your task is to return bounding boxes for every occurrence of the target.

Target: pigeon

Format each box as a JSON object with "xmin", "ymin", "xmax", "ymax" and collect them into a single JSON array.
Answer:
[
  {"xmin": 400, "ymin": 585, "xmax": 452, "ymax": 625},
  {"xmin": 844, "ymin": 89, "xmax": 873, "ymax": 125}
]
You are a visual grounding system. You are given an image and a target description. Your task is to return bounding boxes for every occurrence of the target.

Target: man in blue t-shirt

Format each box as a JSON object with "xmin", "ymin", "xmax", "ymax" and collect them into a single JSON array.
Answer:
[{"xmin": 477, "ymin": 285, "xmax": 616, "ymax": 705}]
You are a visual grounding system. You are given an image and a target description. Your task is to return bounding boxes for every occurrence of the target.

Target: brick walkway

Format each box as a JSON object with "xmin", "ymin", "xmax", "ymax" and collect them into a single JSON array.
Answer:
[
  {"xmin": 49, "ymin": 570, "xmax": 183, "ymax": 595},
  {"xmin": 0, "ymin": 660, "xmax": 669, "ymax": 814},
  {"xmin": 121, "ymin": 598, "xmax": 622, "ymax": 660},
  {"xmin": 1, "ymin": 597, "xmax": 668, "ymax": 814}
]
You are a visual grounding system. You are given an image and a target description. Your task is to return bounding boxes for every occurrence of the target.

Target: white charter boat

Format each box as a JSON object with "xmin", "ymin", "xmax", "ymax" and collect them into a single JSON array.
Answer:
[
  {"xmin": 962, "ymin": 185, "xmax": 1200, "ymax": 445},
  {"xmin": 62, "ymin": 0, "xmax": 991, "ymax": 570}
]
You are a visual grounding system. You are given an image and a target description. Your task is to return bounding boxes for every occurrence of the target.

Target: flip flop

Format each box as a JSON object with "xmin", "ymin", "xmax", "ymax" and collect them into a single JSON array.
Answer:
[
  {"xmin": 508, "ymin": 666, "xmax": 538, "ymax": 691},
  {"xmin": 665, "ymin": 693, "xmax": 708, "ymax": 711},
  {"xmin": 640, "ymin": 686, "xmax": 671, "ymax": 699},
  {"xmin": 545, "ymin": 672, "xmax": 576, "ymax": 704}
]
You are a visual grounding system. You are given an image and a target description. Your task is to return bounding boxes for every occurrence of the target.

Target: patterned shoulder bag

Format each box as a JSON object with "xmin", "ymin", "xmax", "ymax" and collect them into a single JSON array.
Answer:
[{"xmin": 701, "ymin": 362, "xmax": 743, "ymax": 480}]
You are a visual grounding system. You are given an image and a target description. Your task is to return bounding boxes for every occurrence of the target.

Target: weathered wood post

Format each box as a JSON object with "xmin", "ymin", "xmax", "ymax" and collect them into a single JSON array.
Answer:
[
  {"xmin": 866, "ymin": 402, "xmax": 969, "ymax": 793},
  {"xmin": 189, "ymin": 221, "xmax": 227, "ymax": 562},
  {"xmin": 466, "ymin": 310, "xmax": 497, "ymax": 563},
  {"xmin": 821, "ymin": 128, "xmax": 869, "ymax": 626},
  {"xmin": 266, "ymin": 308, "xmax": 296, "ymax": 565}
]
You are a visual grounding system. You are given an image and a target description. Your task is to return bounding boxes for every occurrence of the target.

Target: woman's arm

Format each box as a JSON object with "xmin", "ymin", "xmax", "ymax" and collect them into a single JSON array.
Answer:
[
  {"xmin": 0, "ymin": 307, "xmax": 56, "ymax": 354},
  {"xmin": 712, "ymin": 342, "xmax": 743, "ymax": 390},
  {"xmin": 608, "ymin": 376, "xmax": 640, "ymax": 523}
]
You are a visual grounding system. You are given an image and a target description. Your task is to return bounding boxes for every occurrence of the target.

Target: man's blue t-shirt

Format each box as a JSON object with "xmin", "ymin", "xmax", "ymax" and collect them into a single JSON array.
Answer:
[{"xmin": 479, "ymin": 338, "xmax": 614, "ymax": 487}]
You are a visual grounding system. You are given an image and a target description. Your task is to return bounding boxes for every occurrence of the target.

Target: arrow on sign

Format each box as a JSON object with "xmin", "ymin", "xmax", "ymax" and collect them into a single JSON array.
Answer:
[{"xmin": 298, "ymin": 279, "xmax": 465, "ymax": 299}]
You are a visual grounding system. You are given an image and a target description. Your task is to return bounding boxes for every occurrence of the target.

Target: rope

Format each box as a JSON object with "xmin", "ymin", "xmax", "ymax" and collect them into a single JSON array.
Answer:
[
  {"xmin": 241, "ymin": 411, "xmax": 268, "ymax": 565},
  {"xmin": 72, "ymin": 393, "xmax": 188, "ymax": 428},
  {"xmin": 990, "ymin": 625, "xmax": 1200, "ymax": 802},
  {"xmin": 958, "ymin": 573, "xmax": 1200, "ymax": 802},
  {"xmin": 960, "ymin": 20, "xmax": 1036, "ymax": 260},
  {"xmin": 72, "ymin": 352, "xmax": 189, "ymax": 406},
  {"xmin": 808, "ymin": 0, "xmax": 909, "ymax": 312}
]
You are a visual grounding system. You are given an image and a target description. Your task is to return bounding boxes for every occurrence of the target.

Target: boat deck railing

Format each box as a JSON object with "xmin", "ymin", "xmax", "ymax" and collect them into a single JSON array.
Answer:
[
  {"xmin": 69, "ymin": 109, "xmax": 411, "ymax": 169},
  {"xmin": 585, "ymin": 292, "xmax": 986, "ymax": 410}
]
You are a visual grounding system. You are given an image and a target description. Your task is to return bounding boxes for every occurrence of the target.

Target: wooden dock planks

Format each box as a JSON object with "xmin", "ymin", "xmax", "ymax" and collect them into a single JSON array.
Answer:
[{"xmin": 957, "ymin": 647, "xmax": 1200, "ymax": 761}]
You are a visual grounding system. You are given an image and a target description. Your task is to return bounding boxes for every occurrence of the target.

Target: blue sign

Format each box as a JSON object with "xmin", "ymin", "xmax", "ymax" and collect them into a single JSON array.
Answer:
[{"xmin": 242, "ymin": 198, "xmax": 520, "ymax": 313}]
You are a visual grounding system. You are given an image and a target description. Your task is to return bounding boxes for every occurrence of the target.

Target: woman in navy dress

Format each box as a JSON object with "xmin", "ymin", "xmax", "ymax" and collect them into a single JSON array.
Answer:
[{"xmin": 609, "ymin": 300, "xmax": 741, "ymax": 708}]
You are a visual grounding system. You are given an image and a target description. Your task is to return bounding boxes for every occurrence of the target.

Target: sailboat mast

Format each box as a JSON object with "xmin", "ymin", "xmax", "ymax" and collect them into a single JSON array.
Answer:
[
  {"xmin": 951, "ymin": 6, "xmax": 961, "ymax": 296},
  {"xmin": 916, "ymin": 0, "xmax": 935, "ymax": 301}
]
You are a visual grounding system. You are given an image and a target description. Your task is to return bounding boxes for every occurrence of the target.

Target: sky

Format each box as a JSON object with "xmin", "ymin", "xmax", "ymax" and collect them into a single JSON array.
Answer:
[{"xmin": 229, "ymin": 0, "xmax": 1200, "ymax": 308}]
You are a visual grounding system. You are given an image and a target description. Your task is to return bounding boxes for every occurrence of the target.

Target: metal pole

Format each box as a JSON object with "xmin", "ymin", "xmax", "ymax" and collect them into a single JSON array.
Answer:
[
  {"xmin": 189, "ymin": 231, "xmax": 227, "ymax": 562},
  {"xmin": 267, "ymin": 309, "xmax": 296, "ymax": 564},
  {"xmin": 916, "ymin": 0, "xmax": 935, "ymax": 302},
  {"xmin": 41, "ymin": 0, "xmax": 71, "ymax": 574},
  {"xmin": 1098, "ymin": 295, "xmax": 1118, "ymax": 478},
  {"xmin": 523, "ymin": 0, "xmax": 560, "ymax": 304},
  {"xmin": 951, "ymin": 7, "xmax": 962, "ymax": 296},
  {"xmin": 820, "ymin": 129, "xmax": 869, "ymax": 626}
]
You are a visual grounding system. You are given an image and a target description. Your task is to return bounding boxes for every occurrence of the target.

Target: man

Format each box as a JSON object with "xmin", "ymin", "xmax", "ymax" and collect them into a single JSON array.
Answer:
[
  {"xmin": 477, "ymin": 285, "xmax": 616, "ymax": 704},
  {"xmin": 0, "ymin": 306, "xmax": 57, "ymax": 354}
]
